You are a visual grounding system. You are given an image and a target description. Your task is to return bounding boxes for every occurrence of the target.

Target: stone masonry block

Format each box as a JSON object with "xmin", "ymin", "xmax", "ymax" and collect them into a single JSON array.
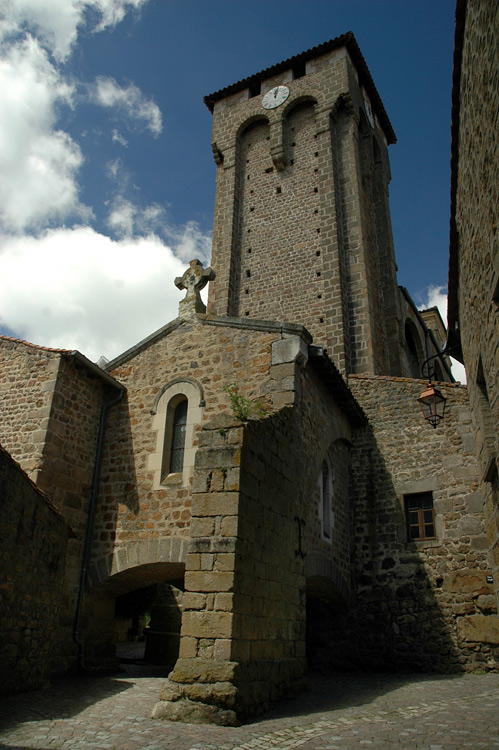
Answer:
[
  {"xmin": 185, "ymin": 570, "xmax": 235, "ymax": 593},
  {"xmin": 271, "ymin": 336, "xmax": 308, "ymax": 366},
  {"xmin": 192, "ymin": 492, "xmax": 239, "ymax": 517},
  {"xmin": 181, "ymin": 611, "xmax": 234, "ymax": 640},
  {"xmin": 190, "ymin": 517, "xmax": 216, "ymax": 537}
]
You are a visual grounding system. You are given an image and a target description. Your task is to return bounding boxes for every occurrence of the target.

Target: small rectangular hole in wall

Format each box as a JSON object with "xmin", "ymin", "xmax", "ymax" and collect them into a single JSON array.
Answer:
[
  {"xmin": 290, "ymin": 159, "xmax": 294, "ymax": 165},
  {"xmin": 249, "ymin": 81, "xmax": 260, "ymax": 98},
  {"xmin": 316, "ymin": 250, "xmax": 320, "ymax": 256},
  {"xmin": 276, "ymin": 186, "xmax": 282, "ymax": 194},
  {"xmin": 316, "ymin": 271, "xmax": 321, "ymax": 277},
  {"xmin": 314, "ymin": 209, "xmax": 319, "ymax": 214},
  {"xmin": 319, "ymin": 317, "xmax": 324, "ymax": 323},
  {"xmin": 248, "ymin": 248, "xmax": 252, "ymax": 253},
  {"xmin": 317, "ymin": 294, "xmax": 322, "ymax": 299},
  {"xmin": 245, "ymin": 311, "xmax": 250, "ymax": 316},
  {"xmin": 265, "ymin": 166, "xmax": 274, "ymax": 173},
  {"xmin": 246, "ymin": 269, "xmax": 251, "ymax": 277},
  {"xmin": 250, "ymin": 206, "xmax": 255, "ymax": 212},
  {"xmin": 315, "ymin": 151, "xmax": 318, "ymax": 157},
  {"xmin": 314, "ymin": 187, "xmax": 318, "ymax": 193},
  {"xmin": 245, "ymin": 288, "xmax": 249, "ymax": 294},
  {"xmin": 291, "ymin": 142, "xmax": 296, "ymax": 147},
  {"xmin": 247, "ymin": 175, "xmax": 251, "ymax": 180},
  {"xmin": 316, "ymin": 228, "xmax": 320, "ymax": 233},
  {"xmin": 293, "ymin": 61, "xmax": 306, "ymax": 79}
]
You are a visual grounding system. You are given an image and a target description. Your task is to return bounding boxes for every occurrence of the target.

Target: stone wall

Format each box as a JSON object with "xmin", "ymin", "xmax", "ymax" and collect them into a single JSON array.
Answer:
[
  {"xmin": 453, "ymin": 0, "xmax": 499, "ymax": 606},
  {"xmin": 0, "ymin": 337, "xmax": 62, "ymax": 477},
  {"xmin": 153, "ymin": 349, "xmax": 355, "ymax": 723},
  {"xmin": 0, "ymin": 337, "xmax": 113, "ymax": 673},
  {"xmin": 0, "ymin": 445, "xmax": 69, "ymax": 696},
  {"xmin": 349, "ymin": 374, "xmax": 498, "ymax": 672}
]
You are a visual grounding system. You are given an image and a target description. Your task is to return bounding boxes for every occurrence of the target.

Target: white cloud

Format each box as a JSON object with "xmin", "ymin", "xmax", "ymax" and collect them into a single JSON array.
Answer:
[
  {"xmin": 111, "ymin": 129, "xmax": 128, "ymax": 147},
  {"xmin": 0, "ymin": 227, "xmax": 190, "ymax": 361},
  {"xmin": 3, "ymin": 0, "xmax": 149, "ymax": 61},
  {"xmin": 0, "ymin": 0, "xmax": 212, "ymax": 364},
  {"xmin": 171, "ymin": 221, "xmax": 212, "ymax": 265},
  {"xmin": 418, "ymin": 284, "xmax": 467, "ymax": 384},
  {"xmin": 90, "ymin": 76, "xmax": 163, "ymax": 135},
  {"xmin": 0, "ymin": 34, "xmax": 88, "ymax": 231}
]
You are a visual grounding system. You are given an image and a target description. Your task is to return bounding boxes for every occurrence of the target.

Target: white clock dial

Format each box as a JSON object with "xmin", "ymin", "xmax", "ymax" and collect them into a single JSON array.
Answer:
[{"xmin": 262, "ymin": 85, "xmax": 290, "ymax": 110}]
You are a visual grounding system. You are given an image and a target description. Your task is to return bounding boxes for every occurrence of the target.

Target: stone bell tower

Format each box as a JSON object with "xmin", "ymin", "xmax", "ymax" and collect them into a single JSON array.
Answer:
[{"xmin": 204, "ymin": 33, "xmax": 403, "ymax": 376}]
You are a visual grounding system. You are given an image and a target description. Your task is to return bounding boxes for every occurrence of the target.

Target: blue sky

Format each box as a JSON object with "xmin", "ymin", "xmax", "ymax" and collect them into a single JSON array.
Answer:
[{"xmin": 0, "ymin": 0, "xmax": 462, "ymax": 376}]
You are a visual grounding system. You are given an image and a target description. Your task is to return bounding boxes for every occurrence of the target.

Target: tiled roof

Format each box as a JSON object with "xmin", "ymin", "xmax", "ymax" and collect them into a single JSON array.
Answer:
[
  {"xmin": 0, "ymin": 333, "xmax": 72, "ymax": 354},
  {"xmin": 203, "ymin": 31, "xmax": 396, "ymax": 144}
]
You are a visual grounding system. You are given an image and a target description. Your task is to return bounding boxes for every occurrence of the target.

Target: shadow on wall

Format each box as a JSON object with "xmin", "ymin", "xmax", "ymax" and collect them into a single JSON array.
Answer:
[{"xmin": 348, "ymin": 424, "xmax": 462, "ymax": 673}]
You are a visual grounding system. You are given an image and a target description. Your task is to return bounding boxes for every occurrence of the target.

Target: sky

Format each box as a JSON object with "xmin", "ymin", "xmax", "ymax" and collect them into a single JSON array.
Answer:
[{"xmin": 0, "ymin": 0, "xmax": 464, "ymax": 379}]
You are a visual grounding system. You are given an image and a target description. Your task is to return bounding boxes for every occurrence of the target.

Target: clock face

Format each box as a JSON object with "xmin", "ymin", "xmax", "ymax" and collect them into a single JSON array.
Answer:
[{"xmin": 262, "ymin": 85, "xmax": 290, "ymax": 110}]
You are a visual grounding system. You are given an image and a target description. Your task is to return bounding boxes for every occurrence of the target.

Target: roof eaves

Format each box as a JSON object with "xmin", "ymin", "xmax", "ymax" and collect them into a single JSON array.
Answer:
[
  {"xmin": 203, "ymin": 32, "xmax": 396, "ymax": 144},
  {"xmin": 308, "ymin": 346, "xmax": 367, "ymax": 427}
]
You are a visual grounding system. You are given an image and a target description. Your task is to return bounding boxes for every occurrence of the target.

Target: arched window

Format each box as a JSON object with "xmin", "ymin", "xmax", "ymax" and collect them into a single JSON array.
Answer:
[
  {"xmin": 321, "ymin": 461, "xmax": 332, "ymax": 539},
  {"xmin": 149, "ymin": 379, "xmax": 204, "ymax": 488},
  {"xmin": 318, "ymin": 457, "xmax": 334, "ymax": 542},
  {"xmin": 169, "ymin": 398, "xmax": 188, "ymax": 475}
]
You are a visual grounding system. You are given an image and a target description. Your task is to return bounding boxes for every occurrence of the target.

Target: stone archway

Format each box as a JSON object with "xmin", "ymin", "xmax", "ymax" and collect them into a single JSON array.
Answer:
[{"xmin": 82, "ymin": 544, "xmax": 188, "ymax": 670}]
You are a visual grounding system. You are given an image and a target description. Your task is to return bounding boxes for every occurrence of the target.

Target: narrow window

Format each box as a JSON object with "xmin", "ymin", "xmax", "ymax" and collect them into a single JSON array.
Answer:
[
  {"xmin": 170, "ymin": 399, "xmax": 187, "ymax": 474},
  {"xmin": 322, "ymin": 461, "xmax": 331, "ymax": 539},
  {"xmin": 405, "ymin": 492, "xmax": 435, "ymax": 541}
]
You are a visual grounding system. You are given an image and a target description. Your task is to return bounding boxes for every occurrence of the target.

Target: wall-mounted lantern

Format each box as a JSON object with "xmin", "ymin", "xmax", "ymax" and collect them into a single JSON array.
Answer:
[
  {"xmin": 418, "ymin": 384, "xmax": 447, "ymax": 428},
  {"xmin": 417, "ymin": 344, "xmax": 458, "ymax": 428}
]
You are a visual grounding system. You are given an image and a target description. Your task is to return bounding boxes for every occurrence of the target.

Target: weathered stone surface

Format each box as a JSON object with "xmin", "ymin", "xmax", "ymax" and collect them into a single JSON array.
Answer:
[
  {"xmin": 151, "ymin": 697, "xmax": 238, "ymax": 726},
  {"xmin": 169, "ymin": 658, "xmax": 238, "ymax": 684},
  {"xmin": 457, "ymin": 615, "xmax": 499, "ymax": 644},
  {"xmin": 443, "ymin": 570, "xmax": 492, "ymax": 596}
]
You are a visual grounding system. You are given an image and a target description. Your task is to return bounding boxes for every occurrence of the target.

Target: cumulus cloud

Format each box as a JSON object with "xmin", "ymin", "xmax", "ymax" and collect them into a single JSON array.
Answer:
[
  {"xmin": 0, "ymin": 227, "xmax": 188, "ymax": 361},
  {"xmin": 0, "ymin": 0, "xmax": 212, "ymax": 363},
  {"xmin": 0, "ymin": 35, "xmax": 88, "ymax": 231},
  {"xmin": 89, "ymin": 76, "xmax": 163, "ymax": 135},
  {"xmin": 2, "ymin": 0, "xmax": 149, "ymax": 61}
]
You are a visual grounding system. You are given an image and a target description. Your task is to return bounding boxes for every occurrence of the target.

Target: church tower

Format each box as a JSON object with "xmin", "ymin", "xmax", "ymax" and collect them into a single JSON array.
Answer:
[{"xmin": 204, "ymin": 33, "xmax": 403, "ymax": 376}]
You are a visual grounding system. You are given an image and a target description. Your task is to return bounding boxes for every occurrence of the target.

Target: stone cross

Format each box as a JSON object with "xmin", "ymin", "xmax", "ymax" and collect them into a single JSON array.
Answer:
[{"xmin": 175, "ymin": 259, "xmax": 215, "ymax": 317}]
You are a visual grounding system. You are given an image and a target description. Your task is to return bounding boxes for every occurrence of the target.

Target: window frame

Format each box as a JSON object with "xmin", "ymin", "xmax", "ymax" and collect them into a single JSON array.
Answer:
[
  {"xmin": 149, "ymin": 379, "xmax": 204, "ymax": 489},
  {"xmin": 404, "ymin": 492, "xmax": 436, "ymax": 542}
]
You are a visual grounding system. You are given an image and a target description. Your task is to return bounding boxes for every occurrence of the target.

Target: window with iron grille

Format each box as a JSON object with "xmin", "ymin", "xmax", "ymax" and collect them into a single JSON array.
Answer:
[{"xmin": 405, "ymin": 492, "xmax": 435, "ymax": 541}]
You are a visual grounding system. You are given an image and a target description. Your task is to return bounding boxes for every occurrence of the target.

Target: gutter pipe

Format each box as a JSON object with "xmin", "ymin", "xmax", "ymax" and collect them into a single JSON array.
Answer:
[{"xmin": 73, "ymin": 386, "xmax": 125, "ymax": 671}]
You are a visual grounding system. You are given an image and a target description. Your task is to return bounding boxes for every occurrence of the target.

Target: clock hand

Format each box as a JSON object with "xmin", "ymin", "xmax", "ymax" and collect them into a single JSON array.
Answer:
[{"xmin": 274, "ymin": 87, "xmax": 278, "ymax": 98}]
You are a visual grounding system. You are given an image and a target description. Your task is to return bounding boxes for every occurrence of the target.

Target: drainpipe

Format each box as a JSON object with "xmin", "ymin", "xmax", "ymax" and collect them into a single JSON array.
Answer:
[{"xmin": 73, "ymin": 387, "xmax": 125, "ymax": 671}]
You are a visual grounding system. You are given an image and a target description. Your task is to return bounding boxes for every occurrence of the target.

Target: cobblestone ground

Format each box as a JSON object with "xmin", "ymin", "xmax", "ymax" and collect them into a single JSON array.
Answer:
[{"xmin": 0, "ymin": 664, "xmax": 498, "ymax": 750}]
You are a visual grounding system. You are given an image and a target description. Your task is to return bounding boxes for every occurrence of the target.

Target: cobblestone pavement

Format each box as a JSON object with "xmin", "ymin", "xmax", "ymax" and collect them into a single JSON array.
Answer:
[{"xmin": 1, "ymin": 664, "xmax": 498, "ymax": 750}]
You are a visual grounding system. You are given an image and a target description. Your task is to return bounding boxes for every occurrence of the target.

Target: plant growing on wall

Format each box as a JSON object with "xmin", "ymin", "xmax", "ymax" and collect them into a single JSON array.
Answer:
[{"xmin": 222, "ymin": 383, "xmax": 268, "ymax": 421}]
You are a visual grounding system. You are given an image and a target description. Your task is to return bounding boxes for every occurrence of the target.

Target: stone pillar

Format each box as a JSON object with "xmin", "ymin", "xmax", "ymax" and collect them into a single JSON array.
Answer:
[
  {"xmin": 152, "ymin": 408, "xmax": 307, "ymax": 724},
  {"xmin": 152, "ymin": 413, "xmax": 243, "ymax": 725}
]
